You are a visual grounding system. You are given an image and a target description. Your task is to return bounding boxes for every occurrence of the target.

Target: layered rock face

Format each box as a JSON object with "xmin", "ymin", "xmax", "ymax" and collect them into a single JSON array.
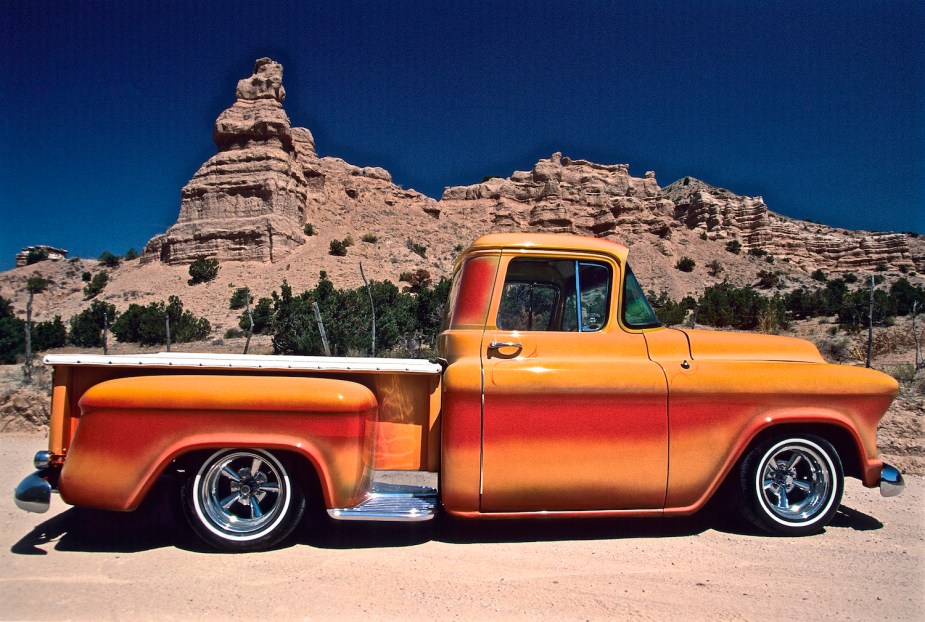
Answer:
[
  {"xmin": 146, "ymin": 58, "xmax": 309, "ymax": 263},
  {"xmin": 15, "ymin": 245, "xmax": 68, "ymax": 267},
  {"xmin": 146, "ymin": 57, "xmax": 919, "ymax": 277},
  {"xmin": 664, "ymin": 177, "xmax": 916, "ymax": 272},
  {"xmin": 440, "ymin": 153, "xmax": 675, "ymax": 239},
  {"xmin": 146, "ymin": 58, "xmax": 440, "ymax": 265}
]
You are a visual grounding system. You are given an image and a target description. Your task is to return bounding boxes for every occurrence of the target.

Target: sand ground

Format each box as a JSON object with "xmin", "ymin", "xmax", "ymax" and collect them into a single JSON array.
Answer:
[{"xmin": 1, "ymin": 434, "xmax": 921, "ymax": 621}]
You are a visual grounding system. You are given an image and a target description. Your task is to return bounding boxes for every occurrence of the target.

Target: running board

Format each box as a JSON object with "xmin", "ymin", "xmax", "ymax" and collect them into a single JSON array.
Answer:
[{"xmin": 327, "ymin": 482, "xmax": 437, "ymax": 522}]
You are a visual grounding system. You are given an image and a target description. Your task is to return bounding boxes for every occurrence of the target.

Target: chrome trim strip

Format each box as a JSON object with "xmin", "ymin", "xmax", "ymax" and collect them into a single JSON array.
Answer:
[
  {"xmin": 880, "ymin": 463, "xmax": 905, "ymax": 498},
  {"xmin": 43, "ymin": 353, "xmax": 442, "ymax": 375}
]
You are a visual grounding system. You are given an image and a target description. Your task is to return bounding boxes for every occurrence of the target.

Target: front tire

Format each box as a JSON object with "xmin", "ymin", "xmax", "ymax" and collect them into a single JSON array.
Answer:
[
  {"xmin": 737, "ymin": 435, "xmax": 843, "ymax": 536},
  {"xmin": 182, "ymin": 449, "xmax": 305, "ymax": 551}
]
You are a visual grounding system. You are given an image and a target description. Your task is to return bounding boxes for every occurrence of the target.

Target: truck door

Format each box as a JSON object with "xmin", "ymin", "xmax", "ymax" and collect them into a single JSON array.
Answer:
[{"xmin": 480, "ymin": 253, "xmax": 668, "ymax": 512}]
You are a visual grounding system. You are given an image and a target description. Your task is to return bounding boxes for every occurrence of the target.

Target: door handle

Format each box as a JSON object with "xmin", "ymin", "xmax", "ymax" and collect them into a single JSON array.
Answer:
[{"xmin": 489, "ymin": 342, "xmax": 522, "ymax": 349}]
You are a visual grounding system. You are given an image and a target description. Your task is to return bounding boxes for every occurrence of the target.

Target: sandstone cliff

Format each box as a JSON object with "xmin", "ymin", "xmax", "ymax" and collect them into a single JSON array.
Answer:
[
  {"xmin": 664, "ymin": 177, "xmax": 917, "ymax": 272},
  {"xmin": 144, "ymin": 58, "xmax": 442, "ymax": 266},
  {"xmin": 439, "ymin": 153, "xmax": 676, "ymax": 240}
]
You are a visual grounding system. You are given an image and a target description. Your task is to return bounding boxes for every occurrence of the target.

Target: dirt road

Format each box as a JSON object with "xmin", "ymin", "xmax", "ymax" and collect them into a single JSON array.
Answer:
[{"xmin": 2, "ymin": 434, "xmax": 922, "ymax": 621}]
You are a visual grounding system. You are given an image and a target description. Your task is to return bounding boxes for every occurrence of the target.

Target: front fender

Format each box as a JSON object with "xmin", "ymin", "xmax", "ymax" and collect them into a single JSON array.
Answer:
[{"xmin": 59, "ymin": 375, "xmax": 378, "ymax": 512}]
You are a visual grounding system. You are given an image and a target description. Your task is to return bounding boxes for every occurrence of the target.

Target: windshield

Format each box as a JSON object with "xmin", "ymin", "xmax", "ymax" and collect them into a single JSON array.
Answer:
[{"xmin": 622, "ymin": 265, "xmax": 661, "ymax": 328}]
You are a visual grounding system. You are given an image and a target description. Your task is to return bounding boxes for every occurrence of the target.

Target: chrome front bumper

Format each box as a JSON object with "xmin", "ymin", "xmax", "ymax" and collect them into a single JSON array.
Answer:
[{"xmin": 880, "ymin": 463, "xmax": 904, "ymax": 498}]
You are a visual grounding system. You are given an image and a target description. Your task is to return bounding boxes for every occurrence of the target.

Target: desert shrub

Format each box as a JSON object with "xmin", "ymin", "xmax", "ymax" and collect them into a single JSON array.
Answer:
[
  {"xmin": 32, "ymin": 316, "xmax": 67, "ymax": 351},
  {"xmin": 748, "ymin": 247, "xmax": 767, "ymax": 258},
  {"xmin": 81, "ymin": 271, "xmax": 92, "ymax": 282},
  {"xmin": 361, "ymin": 233, "xmax": 378, "ymax": 243},
  {"xmin": 83, "ymin": 271, "xmax": 109, "ymax": 299},
  {"xmin": 304, "ymin": 223, "xmax": 316, "ymax": 236},
  {"xmin": 123, "ymin": 247, "xmax": 139, "ymax": 260},
  {"xmin": 112, "ymin": 296, "xmax": 210, "ymax": 345},
  {"xmin": 407, "ymin": 240, "xmax": 427, "ymax": 258},
  {"xmin": 699, "ymin": 232, "xmax": 708, "ymax": 241},
  {"xmin": 811, "ymin": 269, "xmax": 827, "ymax": 282},
  {"xmin": 784, "ymin": 288, "xmax": 820, "ymax": 320},
  {"xmin": 224, "ymin": 327, "xmax": 245, "ymax": 339},
  {"xmin": 69, "ymin": 300, "xmax": 118, "ymax": 348},
  {"xmin": 188, "ymin": 257, "xmax": 219, "ymax": 284},
  {"xmin": 27, "ymin": 276, "xmax": 49, "ymax": 295},
  {"xmin": 889, "ymin": 363, "xmax": 917, "ymax": 383},
  {"xmin": 725, "ymin": 240, "xmax": 742, "ymax": 254},
  {"xmin": 675, "ymin": 257, "xmax": 696, "ymax": 272},
  {"xmin": 817, "ymin": 336, "xmax": 852, "ymax": 362},
  {"xmin": 757, "ymin": 294, "xmax": 788, "ymax": 333},
  {"xmin": 399, "ymin": 269, "xmax": 432, "ymax": 293},
  {"xmin": 765, "ymin": 255, "xmax": 775, "ymax": 264},
  {"xmin": 648, "ymin": 291, "xmax": 696, "ymax": 326},
  {"xmin": 914, "ymin": 376, "xmax": 925, "ymax": 397},
  {"xmin": 267, "ymin": 272, "xmax": 450, "ymax": 357},
  {"xmin": 706, "ymin": 260, "xmax": 723, "ymax": 277},
  {"xmin": 889, "ymin": 278, "xmax": 925, "ymax": 316},
  {"xmin": 696, "ymin": 282, "xmax": 768, "ymax": 329},
  {"xmin": 756, "ymin": 270, "xmax": 780, "ymax": 289},
  {"xmin": 843, "ymin": 272, "xmax": 858, "ymax": 283},
  {"xmin": 98, "ymin": 250, "xmax": 121, "ymax": 268},
  {"xmin": 454, "ymin": 244, "xmax": 464, "ymax": 253},
  {"xmin": 329, "ymin": 239, "xmax": 348, "ymax": 256},
  {"xmin": 837, "ymin": 289, "xmax": 896, "ymax": 331},
  {"xmin": 0, "ymin": 297, "xmax": 25, "ymax": 362},
  {"xmin": 876, "ymin": 262, "xmax": 888, "ymax": 272},
  {"xmin": 25, "ymin": 248, "xmax": 49, "ymax": 265},
  {"xmin": 229, "ymin": 287, "xmax": 251, "ymax": 310},
  {"xmin": 239, "ymin": 297, "xmax": 272, "ymax": 334}
]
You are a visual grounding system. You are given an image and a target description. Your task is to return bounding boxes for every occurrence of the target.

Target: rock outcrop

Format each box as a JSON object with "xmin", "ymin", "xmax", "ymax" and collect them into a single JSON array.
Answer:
[
  {"xmin": 144, "ymin": 57, "xmax": 919, "ymax": 279},
  {"xmin": 440, "ymin": 153, "xmax": 675, "ymax": 240},
  {"xmin": 664, "ymin": 177, "xmax": 916, "ymax": 272},
  {"xmin": 146, "ymin": 58, "xmax": 440, "ymax": 265},
  {"xmin": 145, "ymin": 58, "xmax": 309, "ymax": 263},
  {"xmin": 15, "ymin": 245, "xmax": 68, "ymax": 267}
]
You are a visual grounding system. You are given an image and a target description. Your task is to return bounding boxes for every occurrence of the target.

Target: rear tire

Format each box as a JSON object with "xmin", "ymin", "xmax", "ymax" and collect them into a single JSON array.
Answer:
[
  {"xmin": 181, "ymin": 448, "xmax": 305, "ymax": 552},
  {"xmin": 736, "ymin": 434, "xmax": 843, "ymax": 536}
]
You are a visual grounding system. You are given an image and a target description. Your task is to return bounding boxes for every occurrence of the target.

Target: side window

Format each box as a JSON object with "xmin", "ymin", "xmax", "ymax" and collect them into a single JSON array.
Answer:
[
  {"xmin": 497, "ymin": 282, "xmax": 558, "ymax": 331},
  {"xmin": 497, "ymin": 258, "xmax": 610, "ymax": 332}
]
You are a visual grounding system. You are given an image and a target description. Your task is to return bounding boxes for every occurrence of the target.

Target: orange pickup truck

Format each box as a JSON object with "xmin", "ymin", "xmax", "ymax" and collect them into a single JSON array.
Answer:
[{"xmin": 15, "ymin": 233, "xmax": 904, "ymax": 551}]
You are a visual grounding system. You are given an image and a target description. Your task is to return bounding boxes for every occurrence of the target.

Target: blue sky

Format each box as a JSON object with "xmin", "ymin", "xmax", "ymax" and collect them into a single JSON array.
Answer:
[{"xmin": 1, "ymin": 1, "xmax": 922, "ymax": 269}]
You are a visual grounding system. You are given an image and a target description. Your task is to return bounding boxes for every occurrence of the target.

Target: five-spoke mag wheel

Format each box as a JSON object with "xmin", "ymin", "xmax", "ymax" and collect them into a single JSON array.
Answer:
[
  {"xmin": 182, "ymin": 449, "xmax": 305, "ymax": 551},
  {"xmin": 737, "ymin": 435, "xmax": 843, "ymax": 535}
]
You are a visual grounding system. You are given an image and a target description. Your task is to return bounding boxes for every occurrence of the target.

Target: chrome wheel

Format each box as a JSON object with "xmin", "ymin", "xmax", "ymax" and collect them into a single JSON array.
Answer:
[
  {"xmin": 757, "ymin": 441, "xmax": 833, "ymax": 524},
  {"xmin": 737, "ymin": 434, "xmax": 843, "ymax": 535},
  {"xmin": 183, "ymin": 449, "xmax": 305, "ymax": 551}
]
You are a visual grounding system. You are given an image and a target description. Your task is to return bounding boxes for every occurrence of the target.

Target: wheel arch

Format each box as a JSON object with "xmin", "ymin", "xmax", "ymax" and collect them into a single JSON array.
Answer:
[{"xmin": 733, "ymin": 421, "xmax": 863, "ymax": 480}]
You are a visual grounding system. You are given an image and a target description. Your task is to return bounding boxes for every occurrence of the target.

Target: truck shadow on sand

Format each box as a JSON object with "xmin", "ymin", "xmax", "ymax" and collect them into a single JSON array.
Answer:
[{"xmin": 11, "ymin": 481, "xmax": 884, "ymax": 555}]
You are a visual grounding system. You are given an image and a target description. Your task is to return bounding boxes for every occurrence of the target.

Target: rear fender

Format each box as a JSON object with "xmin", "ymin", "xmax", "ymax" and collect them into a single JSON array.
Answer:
[{"xmin": 59, "ymin": 375, "xmax": 378, "ymax": 512}]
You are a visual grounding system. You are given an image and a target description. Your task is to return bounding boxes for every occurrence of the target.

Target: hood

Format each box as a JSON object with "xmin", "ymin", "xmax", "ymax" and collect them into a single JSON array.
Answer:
[{"xmin": 680, "ymin": 329, "xmax": 825, "ymax": 363}]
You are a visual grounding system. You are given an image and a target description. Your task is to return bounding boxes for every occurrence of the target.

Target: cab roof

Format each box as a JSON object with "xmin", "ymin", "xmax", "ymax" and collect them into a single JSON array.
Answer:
[{"xmin": 463, "ymin": 233, "xmax": 629, "ymax": 262}]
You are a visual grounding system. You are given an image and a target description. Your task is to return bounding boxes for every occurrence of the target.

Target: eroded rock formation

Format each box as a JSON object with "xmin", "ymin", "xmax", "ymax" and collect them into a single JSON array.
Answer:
[
  {"xmin": 664, "ymin": 177, "xmax": 916, "ymax": 271},
  {"xmin": 146, "ymin": 58, "xmax": 439, "ymax": 264},
  {"xmin": 145, "ymin": 59, "xmax": 308, "ymax": 263},
  {"xmin": 145, "ymin": 58, "xmax": 919, "ymax": 277},
  {"xmin": 15, "ymin": 245, "xmax": 68, "ymax": 267},
  {"xmin": 440, "ymin": 153, "xmax": 675, "ymax": 239}
]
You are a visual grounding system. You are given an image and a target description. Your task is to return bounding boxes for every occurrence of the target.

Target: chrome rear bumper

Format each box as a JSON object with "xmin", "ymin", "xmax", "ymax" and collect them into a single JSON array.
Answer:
[
  {"xmin": 14, "ymin": 470, "xmax": 53, "ymax": 513},
  {"xmin": 880, "ymin": 463, "xmax": 904, "ymax": 498}
]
